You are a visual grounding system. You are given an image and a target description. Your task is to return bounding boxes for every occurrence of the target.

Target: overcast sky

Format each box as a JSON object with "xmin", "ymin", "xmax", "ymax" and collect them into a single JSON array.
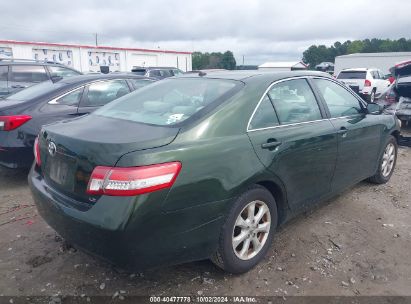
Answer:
[{"xmin": 1, "ymin": 0, "xmax": 411, "ymax": 65}]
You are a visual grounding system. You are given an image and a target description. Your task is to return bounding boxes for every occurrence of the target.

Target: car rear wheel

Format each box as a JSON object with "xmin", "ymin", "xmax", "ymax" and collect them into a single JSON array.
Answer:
[
  {"xmin": 368, "ymin": 135, "xmax": 397, "ymax": 184},
  {"xmin": 369, "ymin": 89, "xmax": 376, "ymax": 103},
  {"xmin": 211, "ymin": 185, "xmax": 278, "ymax": 274}
]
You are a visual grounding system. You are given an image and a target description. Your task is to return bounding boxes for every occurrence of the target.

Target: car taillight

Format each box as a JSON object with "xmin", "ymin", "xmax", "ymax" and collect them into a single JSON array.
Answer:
[
  {"xmin": 0, "ymin": 115, "xmax": 32, "ymax": 131},
  {"xmin": 364, "ymin": 79, "xmax": 371, "ymax": 87},
  {"xmin": 34, "ymin": 136, "xmax": 41, "ymax": 167},
  {"xmin": 87, "ymin": 162, "xmax": 182, "ymax": 196}
]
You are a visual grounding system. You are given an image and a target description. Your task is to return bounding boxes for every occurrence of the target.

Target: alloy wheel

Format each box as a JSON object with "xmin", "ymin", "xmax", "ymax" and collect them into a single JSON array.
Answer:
[
  {"xmin": 381, "ymin": 143, "xmax": 395, "ymax": 177},
  {"xmin": 232, "ymin": 200, "xmax": 271, "ymax": 260}
]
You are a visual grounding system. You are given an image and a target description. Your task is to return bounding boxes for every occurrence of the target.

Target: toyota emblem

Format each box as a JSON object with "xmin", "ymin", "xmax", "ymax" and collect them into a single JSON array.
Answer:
[{"xmin": 48, "ymin": 141, "xmax": 57, "ymax": 157}]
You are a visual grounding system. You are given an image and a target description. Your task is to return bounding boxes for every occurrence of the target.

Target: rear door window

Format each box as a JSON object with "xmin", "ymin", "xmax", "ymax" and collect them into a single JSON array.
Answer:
[
  {"xmin": 249, "ymin": 95, "xmax": 279, "ymax": 130},
  {"xmin": 10, "ymin": 65, "xmax": 48, "ymax": 82},
  {"xmin": 337, "ymin": 71, "xmax": 366, "ymax": 79},
  {"xmin": 129, "ymin": 79, "xmax": 154, "ymax": 90},
  {"xmin": 149, "ymin": 70, "xmax": 161, "ymax": 77},
  {"xmin": 313, "ymin": 78, "xmax": 363, "ymax": 118},
  {"xmin": 160, "ymin": 70, "xmax": 172, "ymax": 77},
  {"xmin": 53, "ymin": 87, "xmax": 84, "ymax": 106},
  {"xmin": 172, "ymin": 69, "xmax": 183, "ymax": 76},
  {"xmin": 268, "ymin": 79, "xmax": 322, "ymax": 124},
  {"xmin": 82, "ymin": 80, "xmax": 130, "ymax": 107},
  {"xmin": 48, "ymin": 66, "xmax": 81, "ymax": 78},
  {"xmin": 371, "ymin": 70, "xmax": 379, "ymax": 79}
]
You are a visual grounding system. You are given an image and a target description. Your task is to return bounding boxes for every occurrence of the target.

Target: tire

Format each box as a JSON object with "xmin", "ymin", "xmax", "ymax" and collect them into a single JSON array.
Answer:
[
  {"xmin": 368, "ymin": 89, "xmax": 376, "ymax": 103},
  {"xmin": 368, "ymin": 135, "xmax": 397, "ymax": 184},
  {"xmin": 211, "ymin": 185, "xmax": 278, "ymax": 274}
]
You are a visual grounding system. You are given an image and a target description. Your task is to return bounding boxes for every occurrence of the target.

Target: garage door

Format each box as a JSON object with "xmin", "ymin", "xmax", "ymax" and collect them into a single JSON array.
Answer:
[{"xmin": 130, "ymin": 54, "xmax": 158, "ymax": 68}]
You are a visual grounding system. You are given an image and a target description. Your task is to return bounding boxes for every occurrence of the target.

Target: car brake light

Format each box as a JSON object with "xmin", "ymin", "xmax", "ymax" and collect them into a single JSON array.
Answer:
[
  {"xmin": 0, "ymin": 115, "xmax": 32, "ymax": 131},
  {"xmin": 34, "ymin": 136, "xmax": 41, "ymax": 167},
  {"xmin": 364, "ymin": 79, "xmax": 371, "ymax": 87},
  {"xmin": 87, "ymin": 162, "xmax": 182, "ymax": 196}
]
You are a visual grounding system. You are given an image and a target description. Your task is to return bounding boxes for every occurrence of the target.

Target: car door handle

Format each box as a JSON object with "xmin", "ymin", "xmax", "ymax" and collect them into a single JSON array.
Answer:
[
  {"xmin": 11, "ymin": 85, "xmax": 26, "ymax": 89},
  {"xmin": 261, "ymin": 140, "xmax": 282, "ymax": 150},
  {"xmin": 337, "ymin": 127, "xmax": 348, "ymax": 136}
]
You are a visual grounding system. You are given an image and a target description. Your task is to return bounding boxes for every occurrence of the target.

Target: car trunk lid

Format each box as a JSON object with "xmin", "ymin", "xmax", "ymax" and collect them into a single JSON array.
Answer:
[
  {"xmin": 392, "ymin": 60, "xmax": 411, "ymax": 78},
  {"xmin": 396, "ymin": 76, "xmax": 411, "ymax": 98},
  {"xmin": 38, "ymin": 114, "xmax": 179, "ymax": 206}
]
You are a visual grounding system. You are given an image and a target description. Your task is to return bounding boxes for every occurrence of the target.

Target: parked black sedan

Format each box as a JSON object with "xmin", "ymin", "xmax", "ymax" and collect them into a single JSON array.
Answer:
[{"xmin": 0, "ymin": 74, "xmax": 155, "ymax": 168}]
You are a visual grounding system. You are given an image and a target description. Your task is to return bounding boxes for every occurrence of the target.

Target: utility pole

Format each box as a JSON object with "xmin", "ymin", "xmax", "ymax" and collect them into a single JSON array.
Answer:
[
  {"xmin": 242, "ymin": 55, "xmax": 245, "ymax": 66},
  {"xmin": 95, "ymin": 33, "xmax": 98, "ymax": 47}
]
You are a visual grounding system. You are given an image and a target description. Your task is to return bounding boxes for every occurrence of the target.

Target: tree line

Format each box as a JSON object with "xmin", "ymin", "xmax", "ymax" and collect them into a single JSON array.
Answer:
[
  {"xmin": 302, "ymin": 38, "xmax": 411, "ymax": 69},
  {"xmin": 192, "ymin": 51, "xmax": 236, "ymax": 70}
]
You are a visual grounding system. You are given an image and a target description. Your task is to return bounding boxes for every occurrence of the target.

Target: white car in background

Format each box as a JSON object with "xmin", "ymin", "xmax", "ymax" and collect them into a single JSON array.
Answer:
[{"xmin": 337, "ymin": 68, "xmax": 390, "ymax": 102}]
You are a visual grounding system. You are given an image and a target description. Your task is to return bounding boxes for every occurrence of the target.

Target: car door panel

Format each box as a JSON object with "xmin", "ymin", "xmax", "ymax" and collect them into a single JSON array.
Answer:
[
  {"xmin": 312, "ymin": 77, "xmax": 383, "ymax": 192},
  {"xmin": 248, "ymin": 120, "xmax": 338, "ymax": 210},
  {"xmin": 328, "ymin": 115, "xmax": 383, "ymax": 190},
  {"xmin": 247, "ymin": 78, "xmax": 338, "ymax": 211},
  {"xmin": 37, "ymin": 86, "xmax": 86, "ymax": 127}
]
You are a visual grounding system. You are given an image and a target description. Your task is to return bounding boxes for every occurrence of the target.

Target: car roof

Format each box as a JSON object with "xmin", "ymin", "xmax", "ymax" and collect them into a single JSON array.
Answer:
[
  {"xmin": 340, "ymin": 68, "xmax": 375, "ymax": 72},
  {"xmin": 177, "ymin": 70, "xmax": 332, "ymax": 82},
  {"xmin": 59, "ymin": 73, "xmax": 155, "ymax": 85},
  {"xmin": 132, "ymin": 66, "xmax": 179, "ymax": 70},
  {"xmin": 0, "ymin": 60, "xmax": 71, "ymax": 67}
]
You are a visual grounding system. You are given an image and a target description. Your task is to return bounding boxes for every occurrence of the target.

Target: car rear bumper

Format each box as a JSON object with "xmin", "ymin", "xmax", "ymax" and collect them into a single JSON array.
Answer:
[
  {"xmin": 0, "ymin": 146, "xmax": 33, "ymax": 168},
  {"xmin": 28, "ymin": 167, "xmax": 227, "ymax": 270},
  {"xmin": 397, "ymin": 114, "xmax": 411, "ymax": 121}
]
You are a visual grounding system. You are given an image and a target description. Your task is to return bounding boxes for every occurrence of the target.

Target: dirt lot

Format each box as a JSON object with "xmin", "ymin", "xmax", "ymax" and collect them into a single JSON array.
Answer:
[{"xmin": 0, "ymin": 137, "xmax": 410, "ymax": 300}]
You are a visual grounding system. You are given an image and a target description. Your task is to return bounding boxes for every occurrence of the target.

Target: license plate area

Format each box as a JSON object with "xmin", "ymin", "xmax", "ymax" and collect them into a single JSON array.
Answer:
[{"xmin": 46, "ymin": 155, "xmax": 76, "ymax": 191}]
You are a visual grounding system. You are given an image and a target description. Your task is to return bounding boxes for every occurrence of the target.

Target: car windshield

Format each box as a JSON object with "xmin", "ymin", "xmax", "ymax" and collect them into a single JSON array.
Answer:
[
  {"xmin": 93, "ymin": 78, "xmax": 239, "ymax": 126},
  {"xmin": 337, "ymin": 71, "xmax": 366, "ymax": 79},
  {"xmin": 5, "ymin": 81, "xmax": 65, "ymax": 101}
]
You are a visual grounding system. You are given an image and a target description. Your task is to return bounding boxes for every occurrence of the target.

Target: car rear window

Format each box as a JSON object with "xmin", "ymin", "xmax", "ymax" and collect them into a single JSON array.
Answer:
[
  {"xmin": 5, "ymin": 81, "xmax": 65, "ymax": 101},
  {"xmin": 93, "ymin": 78, "xmax": 240, "ymax": 126},
  {"xmin": 337, "ymin": 71, "xmax": 366, "ymax": 79},
  {"xmin": 131, "ymin": 68, "xmax": 147, "ymax": 75}
]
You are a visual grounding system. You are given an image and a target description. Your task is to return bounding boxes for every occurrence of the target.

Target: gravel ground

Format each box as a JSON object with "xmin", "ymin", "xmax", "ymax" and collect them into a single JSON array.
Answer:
[{"xmin": 0, "ymin": 132, "xmax": 410, "ymax": 299}]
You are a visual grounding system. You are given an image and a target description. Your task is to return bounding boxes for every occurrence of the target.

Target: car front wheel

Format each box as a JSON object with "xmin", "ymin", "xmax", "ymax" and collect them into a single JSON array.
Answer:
[
  {"xmin": 211, "ymin": 185, "xmax": 278, "ymax": 274},
  {"xmin": 368, "ymin": 135, "xmax": 397, "ymax": 184}
]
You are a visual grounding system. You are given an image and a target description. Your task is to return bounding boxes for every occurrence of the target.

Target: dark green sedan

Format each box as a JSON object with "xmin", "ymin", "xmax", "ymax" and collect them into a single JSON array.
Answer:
[{"xmin": 29, "ymin": 71, "xmax": 400, "ymax": 274}]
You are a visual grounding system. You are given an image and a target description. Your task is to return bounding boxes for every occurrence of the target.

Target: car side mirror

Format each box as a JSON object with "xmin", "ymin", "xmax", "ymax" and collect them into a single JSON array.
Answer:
[
  {"xmin": 366, "ymin": 103, "xmax": 382, "ymax": 115},
  {"xmin": 50, "ymin": 76, "xmax": 63, "ymax": 83}
]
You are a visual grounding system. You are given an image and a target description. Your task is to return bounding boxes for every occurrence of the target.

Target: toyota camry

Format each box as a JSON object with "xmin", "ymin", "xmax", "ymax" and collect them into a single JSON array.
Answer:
[{"xmin": 29, "ymin": 71, "xmax": 400, "ymax": 273}]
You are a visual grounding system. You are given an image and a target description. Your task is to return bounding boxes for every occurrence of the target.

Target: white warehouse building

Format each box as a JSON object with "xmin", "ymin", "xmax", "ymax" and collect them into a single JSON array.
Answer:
[
  {"xmin": 334, "ymin": 52, "xmax": 411, "ymax": 76},
  {"xmin": 0, "ymin": 39, "xmax": 192, "ymax": 73}
]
